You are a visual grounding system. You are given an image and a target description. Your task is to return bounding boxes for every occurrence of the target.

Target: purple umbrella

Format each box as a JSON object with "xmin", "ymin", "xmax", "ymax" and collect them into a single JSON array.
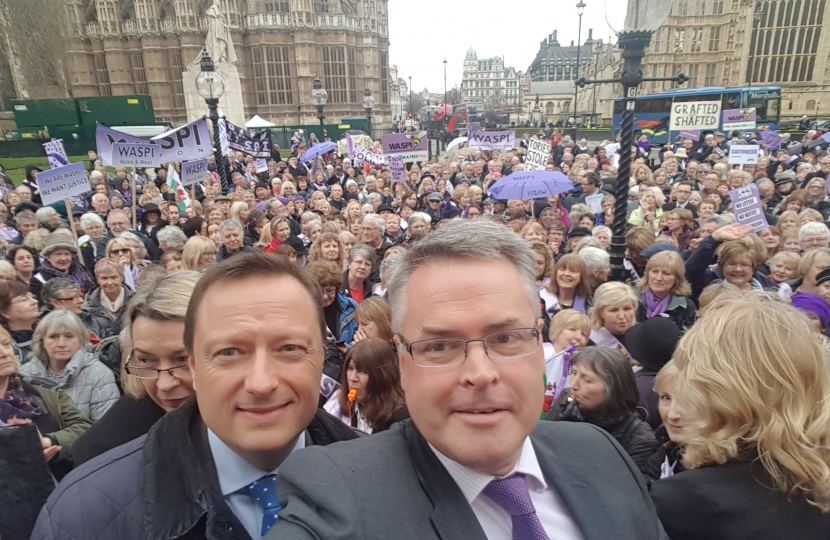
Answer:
[
  {"xmin": 487, "ymin": 170, "xmax": 574, "ymax": 201},
  {"xmin": 301, "ymin": 141, "xmax": 338, "ymax": 163}
]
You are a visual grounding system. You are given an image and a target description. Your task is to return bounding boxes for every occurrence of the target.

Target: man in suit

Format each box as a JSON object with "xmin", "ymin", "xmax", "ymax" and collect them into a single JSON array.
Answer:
[
  {"xmin": 662, "ymin": 180, "xmax": 698, "ymax": 218},
  {"xmin": 270, "ymin": 219, "xmax": 668, "ymax": 540}
]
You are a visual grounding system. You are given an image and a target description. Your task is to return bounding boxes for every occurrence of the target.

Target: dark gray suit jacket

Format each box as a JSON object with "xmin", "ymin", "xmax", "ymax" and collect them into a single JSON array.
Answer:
[{"xmin": 269, "ymin": 419, "xmax": 668, "ymax": 540}]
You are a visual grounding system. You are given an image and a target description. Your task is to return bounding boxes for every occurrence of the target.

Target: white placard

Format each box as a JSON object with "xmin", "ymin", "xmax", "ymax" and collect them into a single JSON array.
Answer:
[
  {"xmin": 110, "ymin": 143, "xmax": 162, "ymax": 168},
  {"xmin": 669, "ymin": 101, "xmax": 722, "ymax": 131},
  {"xmin": 525, "ymin": 138, "xmax": 552, "ymax": 171},
  {"xmin": 585, "ymin": 193, "xmax": 605, "ymax": 214},
  {"xmin": 728, "ymin": 144, "xmax": 760, "ymax": 165},
  {"xmin": 180, "ymin": 159, "xmax": 209, "ymax": 187},
  {"xmin": 254, "ymin": 158, "xmax": 269, "ymax": 173},
  {"xmin": 37, "ymin": 162, "xmax": 92, "ymax": 206}
]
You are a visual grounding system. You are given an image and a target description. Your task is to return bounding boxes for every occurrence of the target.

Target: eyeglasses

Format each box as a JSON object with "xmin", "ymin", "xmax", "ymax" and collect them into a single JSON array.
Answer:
[
  {"xmin": 110, "ymin": 248, "xmax": 131, "ymax": 256},
  {"xmin": 398, "ymin": 328, "xmax": 540, "ymax": 368},
  {"xmin": 125, "ymin": 362, "xmax": 192, "ymax": 380},
  {"xmin": 55, "ymin": 295, "xmax": 83, "ymax": 303},
  {"xmin": 724, "ymin": 262, "xmax": 752, "ymax": 271},
  {"xmin": 320, "ymin": 286, "xmax": 337, "ymax": 296}
]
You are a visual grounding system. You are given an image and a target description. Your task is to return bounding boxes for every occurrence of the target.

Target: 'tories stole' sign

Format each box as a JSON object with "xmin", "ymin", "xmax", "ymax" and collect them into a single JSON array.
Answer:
[
  {"xmin": 669, "ymin": 101, "xmax": 721, "ymax": 131},
  {"xmin": 382, "ymin": 132, "xmax": 428, "ymax": 163}
]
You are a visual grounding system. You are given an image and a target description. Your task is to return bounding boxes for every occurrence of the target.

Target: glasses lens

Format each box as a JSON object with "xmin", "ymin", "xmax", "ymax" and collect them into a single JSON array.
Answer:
[
  {"xmin": 126, "ymin": 366, "xmax": 160, "ymax": 379},
  {"xmin": 412, "ymin": 339, "xmax": 465, "ymax": 367},
  {"xmin": 485, "ymin": 329, "xmax": 539, "ymax": 359}
]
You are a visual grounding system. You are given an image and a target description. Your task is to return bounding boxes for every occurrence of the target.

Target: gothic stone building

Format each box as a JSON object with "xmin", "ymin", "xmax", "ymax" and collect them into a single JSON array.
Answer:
[{"xmin": 44, "ymin": 0, "xmax": 392, "ymax": 125}]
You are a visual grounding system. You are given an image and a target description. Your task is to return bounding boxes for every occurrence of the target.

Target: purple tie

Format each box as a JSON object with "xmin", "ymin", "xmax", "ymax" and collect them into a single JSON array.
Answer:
[{"xmin": 482, "ymin": 474, "xmax": 549, "ymax": 540}]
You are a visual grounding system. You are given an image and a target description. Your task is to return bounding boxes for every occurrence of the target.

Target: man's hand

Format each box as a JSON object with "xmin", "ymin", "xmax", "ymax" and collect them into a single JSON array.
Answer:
[{"xmin": 712, "ymin": 223, "xmax": 754, "ymax": 242}]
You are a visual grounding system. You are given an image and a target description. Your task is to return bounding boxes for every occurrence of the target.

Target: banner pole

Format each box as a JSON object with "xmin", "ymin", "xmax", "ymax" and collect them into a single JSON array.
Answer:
[
  {"xmin": 65, "ymin": 198, "xmax": 78, "ymax": 244},
  {"xmin": 131, "ymin": 167, "xmax": 137, "ymax": 230}
]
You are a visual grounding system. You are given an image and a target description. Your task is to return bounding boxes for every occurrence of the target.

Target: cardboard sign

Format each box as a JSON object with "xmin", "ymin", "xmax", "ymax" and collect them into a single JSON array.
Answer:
[
  {"xmin": 525, "ymin": 138, "xmax": 551, "ymax": 171},
  {"xmin": 382, "ymin": 133, "xmax": 428, "ymax": 163},
  {"xmin": 389, "ymin": 154, "xmax": 406, "ymax": 183},
  {"xmin": 468, "ymin": 130, "xmax": 516, "ymax": 151},
  {"xmin": 722, "ymin": 108, "xmax": 756, "ymax": 131},
  {"xmin": 180, "ymin": 159, "xmax": 209, "ymax": 187},
  {"xmin": 669, "ymin": 101, "xmax": 721, "ymax": 131},
  {"xmin": 37, "ymin": 162, "xmax": 92, "ymax": 206},
  {"xmin": 585, "ymin": 193, "xmax": 604, "ymax": 214},
  {"xmin": 729, "ymin": 183, "xmax": 768, "ymax": 232},
  {"xmin": 728, "ymin": 144, "xmax": 760, "ymax": 165},
  {"xmin": 110, "ymin": 143, "xmax": 162, "ymax": 168},
  {"xmin": 254, "ymin": 158, "xmax": 269, "ymax": 173}
]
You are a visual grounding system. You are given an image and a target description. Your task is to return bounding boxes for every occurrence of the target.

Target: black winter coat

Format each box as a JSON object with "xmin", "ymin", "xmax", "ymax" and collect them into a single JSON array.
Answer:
[
  {"xmin": 85, "ymin": 286, "xmax": 133, "ymax": 337},
  {"xmin": 31, "ymin": 398, "xmax": 360, "ymax": 540}
]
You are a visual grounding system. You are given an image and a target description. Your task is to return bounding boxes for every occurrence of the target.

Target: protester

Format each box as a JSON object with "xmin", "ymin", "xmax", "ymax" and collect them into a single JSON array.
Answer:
[
  {"xmin": 34, "ymin": 230, "xmax": 96, "ymax": 294},
  {"xmin": 588, "ymin": 282, "xmax": 637, "ymax": 355},
  {"xmin": 352, "ymin": 296, "xmax": 394, "ymax": 345},
  {"xmin": 305, "ymin": 260, "xmax": 358, "ymax": 346},
  {"xmin": 543, "ymin": 310, "xmax": 590, "ymax": 415},
  {"xmin": 635, "ymin": 251, "xmax": 697, "ymax": 329},
  {"xmin": 40, "ymin": 278, "xmax": 114, "ymax": 340},
  {"xmin": 642, "ymin": 361, "xmax": 690, "ymax": 482},
  {"xmin": 181, "ymin": 235, "xmax": 218, "ymax": 271},
  {"xmin": 19, "ymin": 309, "xmax": 119, "ymax": 421},
  {"xmin": 0, "ymin": 279, "xmax": 40, "ymax": 363},
  {"xmin": 86, "ymin": 257, "xmax": 134, "ymax": 336},
  {"xmin": 539, "ymin": 253, "xmax": 592, "ymax": 321},
  {"xmin": 342, "ymin": 244, "xmax": 375, "ymax": 303}
]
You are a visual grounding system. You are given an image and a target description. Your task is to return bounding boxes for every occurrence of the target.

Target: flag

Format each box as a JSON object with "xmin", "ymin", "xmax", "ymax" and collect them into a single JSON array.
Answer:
[
  {"xmin": 447, "ymin": 114, "xmax": 457, "ymax": 132},
  {"xmin": 167, "ymin": 164, "xmax": 191, "ymax": 211},
  {"xmin": 467, "ymin": 121, "xmax": 474, "ymax": 139}
]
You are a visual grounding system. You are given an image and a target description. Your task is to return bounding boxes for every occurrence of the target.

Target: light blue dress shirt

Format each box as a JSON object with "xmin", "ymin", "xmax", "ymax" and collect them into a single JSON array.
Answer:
[{"xmin": 207, "ymin": 429, "xmax": 305, "ymax": 540}]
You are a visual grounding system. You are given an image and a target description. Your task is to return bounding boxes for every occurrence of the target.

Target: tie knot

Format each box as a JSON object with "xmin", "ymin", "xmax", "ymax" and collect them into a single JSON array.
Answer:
[{"xmin": 482, "ymin": 474, "xmax": 536, "ymax": 517}]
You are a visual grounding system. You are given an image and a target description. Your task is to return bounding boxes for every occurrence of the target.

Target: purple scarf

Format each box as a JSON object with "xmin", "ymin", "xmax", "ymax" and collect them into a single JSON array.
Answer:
[{"xmin": 643, "ymin": 290, "xmax": 672, "ymax": 319}]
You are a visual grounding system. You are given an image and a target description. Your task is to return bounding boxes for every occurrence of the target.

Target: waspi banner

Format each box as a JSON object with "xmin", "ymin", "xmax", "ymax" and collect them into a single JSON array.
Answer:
[
  {"xmin": 468, "ymin": 130, "xmax": 515, "ymax": 151},
  {"xmin": 221, "ymin": 119, "xmax": 273, "ymax": 158}
]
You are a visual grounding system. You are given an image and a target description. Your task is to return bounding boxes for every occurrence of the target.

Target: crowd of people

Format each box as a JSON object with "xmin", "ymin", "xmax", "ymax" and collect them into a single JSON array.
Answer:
[{"xmin": 1, "ymin": 127, "xmax": 829, "ymax": 540}]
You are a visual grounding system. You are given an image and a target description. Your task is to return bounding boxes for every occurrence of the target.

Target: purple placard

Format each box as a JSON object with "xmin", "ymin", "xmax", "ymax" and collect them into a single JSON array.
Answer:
[
  {"xmin": 729, "ymin": 183, "xmax": 768, "ymax": 232},
  {"xmin": 760, "ymin": 129, "xmax": 783, "ymax": 151},
  {"xmin": 722, "ymin": 108, "xmax": 757, "ymax": 130},
  {"xmin": 382, "ymin": 133, "xmax": 428, "ymax": 162},
  {"xmin": 679, "ymin": 130, "xmax": 701, "ymax": 141}
]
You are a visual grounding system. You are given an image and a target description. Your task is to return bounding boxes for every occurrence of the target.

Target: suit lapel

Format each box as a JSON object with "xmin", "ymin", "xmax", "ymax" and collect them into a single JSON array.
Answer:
[
  {"xmin": 402, "ymin": 421, "xmax": 488, "ymax": 540},
  {"xmin": 531, "ymin": 430, "xmax": 615, "ymax": 540}
]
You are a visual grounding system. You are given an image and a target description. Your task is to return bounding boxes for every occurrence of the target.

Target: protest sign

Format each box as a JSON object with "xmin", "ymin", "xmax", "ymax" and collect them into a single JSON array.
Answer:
[
  {"xmin": 525, "ymin": 138, "xmax": 552, "ymax": 171},
  {"xmin": 389, "ymin": 154, "xmax": 406, "ymax": 183},
  {"xmin": 181, "ymin": 159, "xmax": 209, "ymax": 187},
  {"xmin": 722, "ymin": 108, "xmax": 756, "ymax": 131},
  {"xmin": 151, "ymin": 118, "xmax": 212, "ymax": 162},
  {"xmin": 42, "ymin": 140, "xmax": 69, "ymax": 169},
  {"xmin": 729, "ymin": 183, "xmax": 769, "ymax": 233},
  {"xmin": 468, "ymin": 130, "xmax": 515, "ymax": 151},
  {"xmin": 110, "ymin": 143, "xmax": 162, "ymax": 168},
  {"xmin": 254, "ymin": 159, "xmax": 269, "ymax": 173},
  {"xmin": 585, "ymin": 193, "xmax": 604, "ymax": 214},
  {"xmin": 347, "ymin": 134, "xmax": 386, "ymax": 167},
  {"xmin": 96, "ymin": 125, "xmax": 150, "ymax": 166},
  {"xmin": 679, "ymin": 130, "xmax": 701, "ymax": 141},
  {"xmin": 37, "ymin": 162, "xmax": 91, "ymax": 206},
  {"xmin": 669, "ymin": 101, "xmax": 721, "ymax": 131},
  {"xmin": 220, "ymin": 119, "xmax": 272, "ymax": 158},
  {"xmin": 728, "ymin": 144, "xmax": 760, "ymax": 165},
  {"xmin": 382, "ymin": 132, "xmax": 428, "ymax": 162}
]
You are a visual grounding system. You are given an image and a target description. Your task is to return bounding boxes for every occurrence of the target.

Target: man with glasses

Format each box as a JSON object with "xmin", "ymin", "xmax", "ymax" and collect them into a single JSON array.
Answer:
[
  {"xmin": 799, "ymin": 222, "xmax": 830, "ymax": 252},
  {"xmin": 361, "ymin": 214, "xmax": 393, "ymax": 269},
  {"xmin": 270, "ymin": 220, "xmax": 668, "ymax": 540}
]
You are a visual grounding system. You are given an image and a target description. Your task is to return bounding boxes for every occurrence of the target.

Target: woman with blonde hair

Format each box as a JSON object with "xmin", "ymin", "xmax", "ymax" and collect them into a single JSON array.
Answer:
[
  {"xmin": 777, "ymin": 209, "xmax": 800, "ymax": 234},
  {"xmin": 308, "ymin": 232, "xmax": 345, "ymax": 269},
  {"xmin": 651, "ymin": 294, "xmax": 830, "ymax": 538},
  {"xmin": 260, "ymin": 216, "xmax": 293, "ymax": 253},
  {"xmin": 352, "ymin": 296, "xmax": 393, "ymax": 344},
  {"xmin": 589, "ymin": 281, "xmax": 638, "ymax": 355},
  {"xmin": 181, "ymin": 235, "xmax": 218, "ymax": 271},
  {"xmin": 520, "ymin": 221, "xmax": 546, "ymax": 243},
  {"xmin": 636, "ymin": 251, "xmax": 696, "ymax": 329},
  {"xmin": 628, "ymin": 186, "xmax": 664, "ymax": 229},
  {"xmin": 228, "ymin": 201, "xmax": 249, "ymax": 226},
  {"xmin": 630, "ymin": 163, "xmax": 654, "ymax": 186}
]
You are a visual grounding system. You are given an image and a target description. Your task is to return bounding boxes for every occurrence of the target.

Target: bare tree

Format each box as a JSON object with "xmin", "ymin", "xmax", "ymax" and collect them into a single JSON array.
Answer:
[{"xmin": 0, "ymin": 0, "xmax": 73, "ymax": 100}]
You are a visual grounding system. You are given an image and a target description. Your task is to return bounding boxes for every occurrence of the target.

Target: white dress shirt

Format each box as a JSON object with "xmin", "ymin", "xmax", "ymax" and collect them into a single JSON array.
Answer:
[
  {"xmin": 208, "ymin": 429, "xmax": 305, "ymax": 540},
  {"xmin": 431, "ymin": 437, "xmax": 584, "ymax": 540}
]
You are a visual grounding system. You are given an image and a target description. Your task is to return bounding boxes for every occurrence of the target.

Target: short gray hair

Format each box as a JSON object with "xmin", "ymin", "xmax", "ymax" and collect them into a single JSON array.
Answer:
[
  {"xmin": 348, "ymin": 243, "xmax": 375, "ymax": 264},
  {"xmin": 703, "ymin": 216, "xmax": 727, "ymax": 228},
  {"xmin": 386, "ymin": 219, "xmax": 540, "ymax": 334},
  {"xmin": 15, "ymin": 211, "xmax": 37, "ymax": 226},
  {"xmin": 35, "ymin": 206, "xmax": 58, "ymax": 227},
  {"xmin": 363, "ymin": 213, "xmax": 386, "ymax": 234},
  {"xmin": 31, "ymin": 309, "xmax": 90, "ymax": 362},
  {"xmin": 218, "ymin": 219, "xmax": 243, "ymax": 234},
  {"xmin": 107, "ymin": 208, "xmax": 128, "ymax": 224},
  {"xmin": 156, "ymin": 226, "xmax": 188, "ymax": 251},
  {"xmin": 367, "ymin": 193, "xmax": 381, "ymax": 205},
  {"xmin": 41, "ymin": 278, "xmax": 81, "ymax": 308},
  {"xmin": 80, "ymin": 212, "xmax": 105, "ymax": 229},
  {"xmin": 409, "ymin": 212, "xmax": 430, "ymax": 227},
  {"xmin": 799, "ymin": 222, "xmax": 830, "ymax": 243},
  {"xmin": 579, "ymin": 246, "xmax": 610, "ymax": 273}
]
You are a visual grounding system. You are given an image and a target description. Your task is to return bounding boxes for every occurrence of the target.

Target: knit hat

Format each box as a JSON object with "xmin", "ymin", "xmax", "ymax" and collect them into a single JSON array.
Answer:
[
  {"xmin": 41, "ymin": 230, "xmax": 79, "ymax": 258},
  {"xmin": 247, "ymin": 210, "xmax": 267, "ymax": 227},
  {"xmin": 791, "ymin": 293, "xmax": 830, "ymax": 334},
  {"xmin": 566, "ymin": 227, "xmax": 592, "ymax": 240},
  {"xmin": 815, "ymin": 268, "xmax": 830, "ymax": 288},
  {"xmin": 624, "ymin": 317, "xmax": 682, "ymax": 372}
]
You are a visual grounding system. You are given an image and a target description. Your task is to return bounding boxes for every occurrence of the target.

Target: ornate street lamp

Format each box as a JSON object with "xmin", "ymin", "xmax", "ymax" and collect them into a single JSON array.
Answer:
[
  {"xmin": 195, "ymin": 49, "xmax": 229, "ymax": 193},
  {"xmin": 572, "ymin": 1, "xmax": 586, "ymax": 134},
  {"xmin": 311, "ymin": 77, "xmax": 328, "ymax": 126},
  {"xmin": 363, "ymin": 87, "xmax": 375, "ymax": 135}
]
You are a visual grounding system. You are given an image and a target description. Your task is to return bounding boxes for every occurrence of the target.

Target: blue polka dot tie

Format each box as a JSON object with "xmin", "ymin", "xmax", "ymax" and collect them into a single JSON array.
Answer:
[
  {"xmin": 247, "ymin": 474, "xmax": 281, "ymax": 537},
  {"xmin": 482, "ymin": 474, "xmax": 549, "ymax": 540}
]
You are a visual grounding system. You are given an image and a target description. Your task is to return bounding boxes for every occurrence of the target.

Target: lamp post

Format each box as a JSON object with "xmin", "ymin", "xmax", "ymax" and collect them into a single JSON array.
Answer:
[
  {"xmin": 408, "ymin": 75, "xmax": 413, "ymax": 119},
  {"xmin": 310, "ymin": 76, "xmax": 328, "ymax": 128},
  {"xmin": 363, "ymin": 87, "xmax": 375, "ymax": 136},
  {"xmin": 577, "ymin": 1, "xmax": 686, "ymax": 281},
  {"xmin": 195, "ymin": 49, "xmax": 229, "ymax": 194},
  {"xmin": 443, "ymin": 58, "xmax": 448, "ymax": 120},
  {"xmin": 572, "ymin": 0, "xmax": 586, "ymax": 135}
]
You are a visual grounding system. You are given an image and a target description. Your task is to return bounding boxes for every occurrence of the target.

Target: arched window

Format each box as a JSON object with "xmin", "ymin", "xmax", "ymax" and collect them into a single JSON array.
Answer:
[
  {"xmin": 545, "ymin": 102, "xmax": 554, "ymax": 115},
  {"xmin": 562, "ymin": 101, "xmax": 571, "ymax": 113}
]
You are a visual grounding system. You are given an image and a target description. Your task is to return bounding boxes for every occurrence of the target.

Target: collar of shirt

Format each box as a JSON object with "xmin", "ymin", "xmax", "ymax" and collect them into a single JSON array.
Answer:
[
  {"xmin": 429, "ymin": 437, "xmax": 547, "ymax": 505},
  {"xmin": 207, "ymin": 428, "xmax": 306, "ymax": 496}
]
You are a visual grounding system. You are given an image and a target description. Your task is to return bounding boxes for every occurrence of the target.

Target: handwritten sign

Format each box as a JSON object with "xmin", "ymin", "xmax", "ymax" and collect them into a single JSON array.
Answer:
[
  {"xmin": 389, "ymin": 154, "xmax": 406, "ymax": 183},
  {"xmin": 181, "ymin": 158, "xmax": 209, "ymax": 187},
  {"xmin": 110, "ymin": 143, "xmax": 162, "ymax": 168},
  {"xmin": 525, "ymin": 139, "xmax": 551, "ymax": 171},
  {"xmin": 669, "ymin": 101, "xmax": 721, "ymax": 131},
  {"xmin": 729, "ymin": 183, "xmax": 768, "ymax": 232},
  {"xmin": 254, "ymin": 158, "xmax": 269, "ymax": 173},
  {"xmin": 37, "ymin": 162, "xmax": 92, "ymax": 206}
]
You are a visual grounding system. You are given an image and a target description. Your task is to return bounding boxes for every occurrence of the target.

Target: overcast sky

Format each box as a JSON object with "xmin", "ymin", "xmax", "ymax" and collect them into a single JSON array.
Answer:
[{"xmin": 388, "ymin": 0, "xmax": 629, "ymax": 94}]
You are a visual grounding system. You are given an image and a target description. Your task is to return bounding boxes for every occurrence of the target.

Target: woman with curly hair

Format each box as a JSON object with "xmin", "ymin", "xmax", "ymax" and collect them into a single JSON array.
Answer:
[{"xmin": 308, "ymin": 231, "xmax": 346, "ymax": 270}]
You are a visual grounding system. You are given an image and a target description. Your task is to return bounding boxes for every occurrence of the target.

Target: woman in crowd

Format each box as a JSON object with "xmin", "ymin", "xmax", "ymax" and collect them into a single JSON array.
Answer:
[
  {"xmin": 642, "ymin": 361, "xmax": 690, "ymax": 482},
  {"xmin": 628, "ymin": 186, "xmax": 664, "ymax": 230},
  {"xmin": 229, "ymin": 201, "xmax": 250, "ymax": 225},
  {"xmin": 351, "ymin": 297, "xmax": 393, "ymax": 345},
  {"xmin": 308, "ymin": 232, "xmax": 346, "ymax": 270},
  {"xmin": 86, "ymin": 258, "xmax": 133, "ymax": 337},
  {"xmin": 661, "ymin": 209, "xmax": 694, "ymax": 251},
  {"xmin": 588, "ymin": 282, "xmax": 638, "ymax": 355},
  {"xmin": 325, "ymin": 338, "xmax": 407, "ymax": 434},
  {"xmin": 305, "ymin": 261, "xmax": 358, "ymax": 345},
  {"xmin": 106, "ymin": 236, "xmax": 145, "ymax": 288},
  {"xmin": 530, "ymin": 241, "xmax": 554, "ymax": 290},
  {"xmin": 635, "ymin": 251, "xmax": 697, "ymax": 329},
  {"xmin": 758, "ymin": 225, "xmax": 781, "ymax": 259},
  {"xmin": 542, "ymin": 310, "xmax": 590, "ymax": 415},
  {"xmin": 34, "ymin": 231, "xmax": 96, "ymax": 294},
  {"xmin": 520, "ymin": 222, "xmax": 546, "ymax": 243},
  {"xmin": 71, "ymin": 271, "xmax": 200, "ymax": 466},
  {"xmin": 547, "ymin": 347, "xmax": 657, "ymax": 476},
  {"xmin": 777, "ymin": 209, "xmax": 800, "ymax": 234},
  {"xmin": 342, "ymin": 244, "xmax": 375, "ymax": 304},
  {"xmin": 19, "ymin": 309, "xmax": 119, "ymax": 421},
  {"xmin": 8, "ymin": 244, "xmax": 41, "ymax": 303},
  {"xmin": 156, "ymin": 226, "xmax": 188, "ymax": 256},
  {"xmin": 651, "ymin": 295, "xmax": 830, "ymax": 539},
  {"xmin": 41, "ymin": 278, "xmax": 115, "ymax": 342},
  {"xmin": 181, "ymin": 236, "xmax": 218, "ymax": 271},
  {"xmin": 592, "ymin": 226, "xmax": 611, "ymax": 250},
  {"xmin": 0, "ymin": 324, "xmax": 92, "ymax": 477},
  {"xmin": 260, "ymin": 217, "xmax": 292, "ymax": 253},
  {"xmin": 0, "ymin": 280, "xmax": 40, "ymax": 363},
  {"xmin": 539, "ymin": 254, "xmax": 592, "ymax": 321}
]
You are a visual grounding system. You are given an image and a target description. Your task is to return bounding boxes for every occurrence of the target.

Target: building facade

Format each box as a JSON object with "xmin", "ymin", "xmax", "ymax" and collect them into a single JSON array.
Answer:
[
  {"xmin": 460, "ymin": 48, "xmax": 523, "ymax": 113},
  {"xmin": 5, "ymin": 0, "xmax": 392, "ymax": 126},
  {"xmin": 641, "ymin": 0, "xmax": 830, "ymax": 120}
]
